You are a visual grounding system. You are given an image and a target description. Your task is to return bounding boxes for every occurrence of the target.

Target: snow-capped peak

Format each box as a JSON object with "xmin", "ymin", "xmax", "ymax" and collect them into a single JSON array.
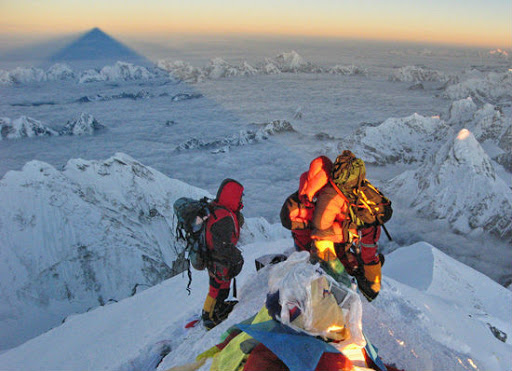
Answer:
[
  {"xmin": 343, "ymin": 113, "xmax": 453, "ymax": 165},
  {"xmin": 390, "ymin": 128, "xmax": 512, "ymax": 239},
  {"xmin": 59, "ymin": 113, "xmax": 105, "ymax": 136},
  {"xmin": 0, "ymin": 116, "xmax": 58, "ymax": 139},
  {"xmin": 450, "ymin": 129, "xmax": 496, "ymax": 178}
]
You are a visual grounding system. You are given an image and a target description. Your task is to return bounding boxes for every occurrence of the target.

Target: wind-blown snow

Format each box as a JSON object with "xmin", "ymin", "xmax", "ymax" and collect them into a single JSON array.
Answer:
[{"xmin": 0, "ymin": 241, "xmax": 509, "ymax": 371}]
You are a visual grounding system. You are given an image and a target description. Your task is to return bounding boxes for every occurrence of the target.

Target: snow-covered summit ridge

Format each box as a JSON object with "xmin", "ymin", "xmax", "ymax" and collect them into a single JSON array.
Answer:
[
  {"xmin": 0, "ymin": 241, "xmax": 509, "ymax": 371},
  {"xmin": 443, "ymin": 69, "xmax": 512, "ymax": 105},
  {"xmin": 0, "ymin": 153, "xmax": 284, "ymax": 350},
  {"xmin": 447, "ymin": 99, "xmax": 511, "ymax": 144},
  {"xmin": 59, "ymin": 113, "xmax": 106, "ymax": 136},
  {"xmin": 2, "ymin": 50, "xmax": 508, "ymax": 89},
  {"xmin": 0, "ymin": 113, "xmax": 104, "ymax": 139},
  {"xmin": 340, "ymin": 99, "xmax": 511, "ymax": 240},
  {"xmin": 488, "ymin": 48, "xmax": 509, "ymax": 58},
  {"xmin": 389, "ymin": 65, "xmax": 449, "ymax": 82},
  {"xmin": 78, "ymin": 61, "xmax": 154, "ymax": 83}
]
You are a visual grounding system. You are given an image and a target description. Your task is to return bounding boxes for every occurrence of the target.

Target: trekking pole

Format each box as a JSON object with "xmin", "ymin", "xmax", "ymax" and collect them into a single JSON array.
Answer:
[
  {"xmin": 233, "ymin": 278, "xmax": 238, "ymax": 298},
  {"xmin": 382, "ymin": 225, "xmax": 393, "ymax": 241}
]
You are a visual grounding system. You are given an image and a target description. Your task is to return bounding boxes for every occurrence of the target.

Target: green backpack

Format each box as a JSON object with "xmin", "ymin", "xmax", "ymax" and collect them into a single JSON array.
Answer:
[
  {"xmin": 332, "ymin": 150, "xmax": 366, "ymax": 194},
  {"xmin": 332, "ymin": 150, "xmax": 392, "ymax": 229},
  {"xmin": 349, "ymin": 180, "xmax": 393, "ymax": 228}
]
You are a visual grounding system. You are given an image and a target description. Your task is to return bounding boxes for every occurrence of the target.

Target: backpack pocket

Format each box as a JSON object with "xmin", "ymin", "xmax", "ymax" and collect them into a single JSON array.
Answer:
[{"xmin": 212, "ymin": 243, "xmax": 244, "ymax": 278}]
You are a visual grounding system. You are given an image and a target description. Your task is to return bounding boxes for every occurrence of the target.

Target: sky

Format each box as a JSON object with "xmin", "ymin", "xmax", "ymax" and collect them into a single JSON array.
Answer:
[{"xmin": 1, "ymin": 0, "xmax": 511, "ymax": 49}]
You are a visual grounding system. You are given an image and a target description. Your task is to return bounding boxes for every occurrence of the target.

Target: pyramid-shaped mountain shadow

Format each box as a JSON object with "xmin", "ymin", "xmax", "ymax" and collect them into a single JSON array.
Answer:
[{"xmin": 48, "ymin": 28, "xmax": 152, "ymax": 69}]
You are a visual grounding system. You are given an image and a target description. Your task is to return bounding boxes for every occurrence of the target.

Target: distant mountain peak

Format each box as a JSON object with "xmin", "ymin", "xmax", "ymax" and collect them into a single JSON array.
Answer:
[
  {"xmin": 390, "ymin": 128, "xmax": 512, "ymax": 240},
  {"xmin": 48, "ymin": 28, "xmax": 150, "ymax": 68}
]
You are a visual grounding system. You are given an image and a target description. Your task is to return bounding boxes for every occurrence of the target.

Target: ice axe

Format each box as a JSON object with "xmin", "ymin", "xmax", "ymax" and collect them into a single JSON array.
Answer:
[{"xmin": 382, "ymin": 224, "xmax": 392, "ymax": 241}]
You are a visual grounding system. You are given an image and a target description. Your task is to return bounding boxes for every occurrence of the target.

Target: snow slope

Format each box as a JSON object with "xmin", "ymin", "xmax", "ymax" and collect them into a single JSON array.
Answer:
[
  {"xmin": 0, "ymin": 241, "xmax": 509, "ymax": 371},
  {"xmin": 0, "ymin": 153, "xmax": 285, "ymax": 349}
]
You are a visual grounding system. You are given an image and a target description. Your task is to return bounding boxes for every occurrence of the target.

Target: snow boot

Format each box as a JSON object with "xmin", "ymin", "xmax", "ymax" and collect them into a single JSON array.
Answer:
[
  {"xmin": 356, "ymin": 261, "xmax": 382, "ymax": 302},
  {"xmin": 201, "ymin": 310, "xmax": 217, "ymax": 330},
  {"xmin": 201, "ymin": 299, "xmax": 238, "ymax": 330}
]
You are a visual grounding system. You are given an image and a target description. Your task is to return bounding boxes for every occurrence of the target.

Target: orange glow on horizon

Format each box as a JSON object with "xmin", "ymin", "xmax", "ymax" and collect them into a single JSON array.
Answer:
[{"xmin": 1, "ymin": 1, "xmax": 510, "ymax": 49}]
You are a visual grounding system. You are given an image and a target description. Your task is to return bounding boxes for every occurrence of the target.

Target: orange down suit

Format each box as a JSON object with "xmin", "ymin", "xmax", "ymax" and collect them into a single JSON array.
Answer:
[
  {"xmin": 311, "ymin": 181, "xmax": 382, "ymax": 301},
  {"xmin": 311, "ymin": 182, "xmax": 353, "ymax": 245}
]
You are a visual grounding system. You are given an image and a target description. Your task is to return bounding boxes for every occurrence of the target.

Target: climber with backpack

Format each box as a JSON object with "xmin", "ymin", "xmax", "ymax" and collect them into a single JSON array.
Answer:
[
  {"xmin": 280, "ymin": 156, "xmax": 333, "ymax": 252},
  {"xmin": 280, "ymin": 151, "xmax": 392, "ymax": 302},
  {"xmin": 311, "ymin": 150, "xmax": 392, "ymax": 302},
  {"xmin": 174, "ymin": 178, "xmax": 245, "ymax": 330}
]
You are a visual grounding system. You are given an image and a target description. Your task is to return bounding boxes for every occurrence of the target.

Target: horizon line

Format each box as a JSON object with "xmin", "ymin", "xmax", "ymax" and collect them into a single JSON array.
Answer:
[{"xmin": 1, "ymin": 28, "xmax": 510, "ymax": 52}]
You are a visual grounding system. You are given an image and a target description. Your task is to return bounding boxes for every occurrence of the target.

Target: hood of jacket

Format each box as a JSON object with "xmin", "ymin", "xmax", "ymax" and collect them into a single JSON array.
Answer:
[
  {"xmin": 215, "ymin": 178, "xmax": 244, "ymax": 212},
  {"xmin": 298, "ymin": 156, "xmax": 332, "ymax": 203}
]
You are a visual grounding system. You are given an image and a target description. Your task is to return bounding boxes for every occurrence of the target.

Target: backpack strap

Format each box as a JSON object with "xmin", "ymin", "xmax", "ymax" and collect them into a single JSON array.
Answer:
[
  {"xmin": 328, "ymin": 178, "xmax": 350, "ymax": 203},
  {"xmin": 328, "ymin": 178, "xmax": 360, "ymax": 243}
]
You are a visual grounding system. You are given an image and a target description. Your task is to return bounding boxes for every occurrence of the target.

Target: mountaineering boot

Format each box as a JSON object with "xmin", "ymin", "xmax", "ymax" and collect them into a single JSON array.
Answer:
[
  {"xmin": 356, "ymin": 261, "xmax": 382, "ymax": 302},
  {"xmin": 202, "ymin": 293, "xmax": 218, "ymax": 330},
  {"xmin": 202, "ymin": 310, "xmax": 217, "ymax": 330},
  {"xmin": 201, "ymin": 301, "xmax": 237, "ymax": 330}
]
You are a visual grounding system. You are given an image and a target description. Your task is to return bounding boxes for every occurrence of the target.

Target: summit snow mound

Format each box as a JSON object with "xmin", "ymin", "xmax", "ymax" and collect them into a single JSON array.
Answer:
[
  {"xmin": 389, "ymin": 129, "xmax": 512, "ymax": 240},
  {"xmin": 0, "ymin": 241, "xmax": 510, "ymax": 371},
  {"xmin": 372, "ymin": 242, "xmax": 512, "ymax": 371}
]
